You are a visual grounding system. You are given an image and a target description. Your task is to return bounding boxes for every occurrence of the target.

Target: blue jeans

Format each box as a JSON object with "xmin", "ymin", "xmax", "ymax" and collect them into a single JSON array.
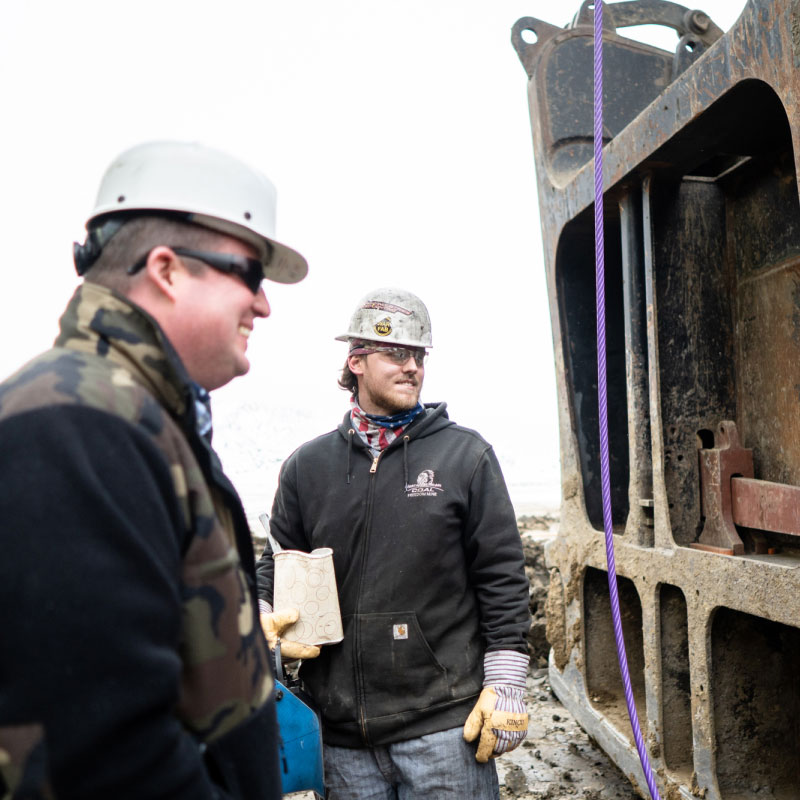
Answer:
[{"xmin": 323, "ymin": 726, "xmax": 500, "ymax": 800}]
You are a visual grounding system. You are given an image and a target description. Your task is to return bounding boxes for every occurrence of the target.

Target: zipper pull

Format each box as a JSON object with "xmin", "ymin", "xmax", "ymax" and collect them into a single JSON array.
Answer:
[{"xmin": 370, "ymin": 455, "xmax": 380, "ymax": 474}]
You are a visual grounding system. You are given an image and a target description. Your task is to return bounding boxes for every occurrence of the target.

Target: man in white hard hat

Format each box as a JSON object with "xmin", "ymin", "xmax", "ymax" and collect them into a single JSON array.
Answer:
[
  {"xmin": 256, "ymin": 288, "xmax": 531, "ymax": 799},
  {"xmin": 0, "ymin": 141, "xmax": 306, "ymax": 799}
]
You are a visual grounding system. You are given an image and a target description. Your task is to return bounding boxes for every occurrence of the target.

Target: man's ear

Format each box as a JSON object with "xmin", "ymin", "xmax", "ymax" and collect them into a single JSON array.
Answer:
[
  {"xmin": 348, "ymin": 354, "xmax": 366, "ymax": 376},
  {"xmin": 143, "ymin": 246, "xmax": 184, "ymax": 302}
]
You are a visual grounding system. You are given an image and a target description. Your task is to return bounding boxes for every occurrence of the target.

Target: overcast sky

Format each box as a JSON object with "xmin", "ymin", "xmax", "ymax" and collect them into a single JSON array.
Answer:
[{"xmin": 0, "ymin": 0, "xmax": 747, "ymax": 514}]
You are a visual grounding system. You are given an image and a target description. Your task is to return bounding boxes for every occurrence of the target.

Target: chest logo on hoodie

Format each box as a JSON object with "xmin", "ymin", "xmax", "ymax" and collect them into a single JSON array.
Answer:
[{"xmin": 406, "ymin": 469, "xmax": 444, "ymax": 497}]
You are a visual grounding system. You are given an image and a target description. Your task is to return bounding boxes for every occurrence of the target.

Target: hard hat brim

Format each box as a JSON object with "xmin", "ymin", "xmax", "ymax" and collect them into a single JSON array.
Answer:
[
  {"xmin": 166, "ymin": 211, "xmax": 308, "ymax": 285},
  {"xmin": 265, "ymin": 240, "xmax": 308, "ymax": 285}
]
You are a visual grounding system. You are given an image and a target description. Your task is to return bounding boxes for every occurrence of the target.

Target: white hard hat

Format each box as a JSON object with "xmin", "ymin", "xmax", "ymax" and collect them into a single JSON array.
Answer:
[
  {"xmin": 336, "ymin": 287, "xmax": 432, "ymax": 348},
  {"xmin": 80, "ymin": 140, "xmax": 307, "ymax": 284}
]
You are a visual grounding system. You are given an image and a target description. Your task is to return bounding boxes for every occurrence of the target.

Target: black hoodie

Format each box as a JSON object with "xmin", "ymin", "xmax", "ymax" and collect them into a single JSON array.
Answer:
[{"xmin": 256, "ymin": 403, "xmax": 530, "ymax": 748}]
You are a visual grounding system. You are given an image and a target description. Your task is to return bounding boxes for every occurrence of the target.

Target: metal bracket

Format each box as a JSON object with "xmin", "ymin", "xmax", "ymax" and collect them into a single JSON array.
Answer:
[
  {"xmin": 692, "ymin": 421, "xmax": 752, "ymax": 555},
  {"xmin": 593, "ymin": 1, "xmax": 723, "ymax": 47},
  {"xmin": 510, "ymin": 17, "xmax": 564, "ymax": 80},
  {"xmin": 513, "ymin": 2, "xmax": 724, "ymax": 80},
  {"xmin": 691, "ymin": 420, "xmax": 800, "ymax": 554}
]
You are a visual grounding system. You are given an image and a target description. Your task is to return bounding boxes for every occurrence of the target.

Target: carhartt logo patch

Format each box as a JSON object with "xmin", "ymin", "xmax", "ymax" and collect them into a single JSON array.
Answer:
[
  {"xmin": 393, "ymin": 624, "xmax": 408, "ymax": 640},
  {"xmin": 405, "ymin": 469, "xmax": 444, "ymax": 497}
]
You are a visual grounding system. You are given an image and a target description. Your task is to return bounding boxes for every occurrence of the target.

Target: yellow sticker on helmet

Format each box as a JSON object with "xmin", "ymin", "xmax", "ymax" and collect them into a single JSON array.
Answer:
[{"xmin": 374, "ymin": 317, "xmax": 392, "ymax": 337}]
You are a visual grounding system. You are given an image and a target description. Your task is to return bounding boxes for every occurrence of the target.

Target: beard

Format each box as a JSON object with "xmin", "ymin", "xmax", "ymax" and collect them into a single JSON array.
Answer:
[{"xmin": 359, "ymin": 377, "xmax": 422, "ymax": 415}]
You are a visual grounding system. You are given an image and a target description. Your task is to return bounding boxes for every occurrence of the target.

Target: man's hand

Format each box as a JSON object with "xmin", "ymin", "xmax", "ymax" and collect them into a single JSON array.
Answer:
[
  {"xmin": 259, "ymin": 608, "xmax": 320, "ymax": 661},
  {"xmin": 463, "ymin": 650, "xmax": 530, "ymax": 762},
  {"xmin": 463, "ymin": 686, "xmax": 529, "ymax": 762}
]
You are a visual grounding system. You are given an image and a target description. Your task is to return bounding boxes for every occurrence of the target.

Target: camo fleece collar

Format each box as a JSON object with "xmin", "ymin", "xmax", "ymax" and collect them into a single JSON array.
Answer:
[{"xmin": 55, "ymin": 281, "xmax": 192, "ymax": 420}]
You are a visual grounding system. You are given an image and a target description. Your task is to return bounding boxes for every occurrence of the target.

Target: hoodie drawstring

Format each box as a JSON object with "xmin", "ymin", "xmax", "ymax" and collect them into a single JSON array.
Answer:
[
  {"xmin": 403, "ymin": 435, "xmax": 410, "ymax": 489},
  {"xmin": 347, "ymin": 429, "xmax": 354, "ymax": 484}
]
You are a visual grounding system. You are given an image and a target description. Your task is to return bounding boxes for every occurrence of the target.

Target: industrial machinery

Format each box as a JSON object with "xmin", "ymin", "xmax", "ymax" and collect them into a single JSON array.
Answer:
[{"xmin": 513, "ymin": 1, "xmax": 800, "ymax": 797}]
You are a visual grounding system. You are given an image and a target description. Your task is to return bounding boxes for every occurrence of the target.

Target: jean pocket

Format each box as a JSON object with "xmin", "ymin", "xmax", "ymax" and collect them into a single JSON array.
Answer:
[{"xmin": 359, "ymin": 611, "xmax": 450, "ymax": 717}]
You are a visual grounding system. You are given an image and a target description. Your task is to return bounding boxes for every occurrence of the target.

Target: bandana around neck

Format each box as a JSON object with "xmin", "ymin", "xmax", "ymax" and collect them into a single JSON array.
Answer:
[{"xmin": 350, "ymin": 396, "xmax": 424, "ymax": 453}]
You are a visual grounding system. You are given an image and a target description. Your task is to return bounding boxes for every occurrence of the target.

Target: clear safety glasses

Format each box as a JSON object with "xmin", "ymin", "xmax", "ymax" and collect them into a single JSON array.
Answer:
[{"xmin": 358, "ymin": 347, "xmax": 427, "ymax": 367}]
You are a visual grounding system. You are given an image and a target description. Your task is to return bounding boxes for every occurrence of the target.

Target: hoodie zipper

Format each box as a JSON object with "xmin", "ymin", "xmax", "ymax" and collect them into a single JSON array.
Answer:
[
  {"xmin": 349, "ymin": 416, "xmax": 434, "ymax": 742},
  {"xmin": 355, "ymin": 448, "xmax": 382, "ymax": 742}
]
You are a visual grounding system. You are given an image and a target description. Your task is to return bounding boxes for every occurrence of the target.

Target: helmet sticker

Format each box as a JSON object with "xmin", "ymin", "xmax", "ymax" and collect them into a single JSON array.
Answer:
[
  {"xmin": 362, "ymin": 301, "xmax": 413, "ymax": 316},
  {"xmin": 373, "ymin": 317, "xmax": 393, "ymax": 337}
]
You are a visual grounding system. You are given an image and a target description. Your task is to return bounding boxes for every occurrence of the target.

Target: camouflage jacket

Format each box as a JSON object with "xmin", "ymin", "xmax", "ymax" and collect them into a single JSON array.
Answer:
[{"xmin": 0, "ymin": 283, "xmax": 277, "ymax": 800}]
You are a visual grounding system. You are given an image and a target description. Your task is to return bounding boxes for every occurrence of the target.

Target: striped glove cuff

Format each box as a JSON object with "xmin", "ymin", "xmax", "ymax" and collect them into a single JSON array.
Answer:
[
  {"xmin": 258, "ymin": 599, "xmax": 273, "ymax": 615},
  {"xmin": 483, "ymin": 649, "xmax": 529, "ymax": 690}
]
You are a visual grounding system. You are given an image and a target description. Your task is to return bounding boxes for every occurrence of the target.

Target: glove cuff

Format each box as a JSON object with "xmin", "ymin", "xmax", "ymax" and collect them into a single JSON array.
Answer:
[
  {"xmin": 483, "ymin": 649, "xmax": 528, "ymax": 690},
  {"xmin": 258, "ymin": 599, "xmax": 273, "ymax": 615}
]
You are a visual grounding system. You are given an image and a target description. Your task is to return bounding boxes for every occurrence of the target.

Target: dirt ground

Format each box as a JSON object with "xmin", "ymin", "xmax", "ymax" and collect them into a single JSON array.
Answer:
[
  {"xmin": 288, "ymin": 516, "xmax": 640, "ymax": 799},
  {"xmin": 495, "ymin": 664, "xmax": 639, "ymax": 800}
]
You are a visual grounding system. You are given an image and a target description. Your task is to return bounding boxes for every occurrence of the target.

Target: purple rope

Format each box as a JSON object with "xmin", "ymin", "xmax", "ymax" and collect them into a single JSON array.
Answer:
[{"xmin": 593, "ymin": 3, "xmax": 662, "ymax": 798}]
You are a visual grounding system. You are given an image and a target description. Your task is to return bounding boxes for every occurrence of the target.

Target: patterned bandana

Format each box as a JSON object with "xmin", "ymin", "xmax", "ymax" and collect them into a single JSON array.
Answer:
[
  {"xmin": 350, "ymin": 396, "xmax": 424, "ymax": 454},
  {"xmin": 192, "ymin": 382, "xmax": 213, "ymax": 441}
]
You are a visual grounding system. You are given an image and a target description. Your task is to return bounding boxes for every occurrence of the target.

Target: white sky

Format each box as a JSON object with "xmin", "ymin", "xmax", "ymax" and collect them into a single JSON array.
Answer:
[{"xmin": 0, "ymin": 1, "xmax": 747, "ymax": 516}]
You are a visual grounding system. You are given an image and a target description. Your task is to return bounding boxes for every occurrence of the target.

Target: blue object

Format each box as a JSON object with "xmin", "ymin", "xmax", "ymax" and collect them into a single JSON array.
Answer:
[{"xmin": 274, "ymin": 680, "xmax": 325, "ymax": 797}]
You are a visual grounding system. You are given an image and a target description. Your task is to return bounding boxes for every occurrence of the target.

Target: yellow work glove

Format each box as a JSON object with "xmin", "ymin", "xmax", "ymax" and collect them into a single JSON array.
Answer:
[
  {"xmin": 259, "ymin": 608, "xmax": 320, "ymax": 661},
  {"xmin": 463, "ymin": 686, "xmax": 529, "ymax": 763}
]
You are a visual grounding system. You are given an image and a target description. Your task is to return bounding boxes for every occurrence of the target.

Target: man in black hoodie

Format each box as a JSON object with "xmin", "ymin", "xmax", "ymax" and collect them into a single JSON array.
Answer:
[{"xmin": 256, "ymin": 287, "xmax": 531, "ymax": 800}]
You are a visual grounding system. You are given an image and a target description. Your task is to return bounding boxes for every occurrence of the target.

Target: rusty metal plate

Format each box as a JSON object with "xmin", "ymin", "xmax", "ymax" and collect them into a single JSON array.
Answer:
[{"xmin": 731, "ymin": 476, "xmax": 800, "ymax": 537}]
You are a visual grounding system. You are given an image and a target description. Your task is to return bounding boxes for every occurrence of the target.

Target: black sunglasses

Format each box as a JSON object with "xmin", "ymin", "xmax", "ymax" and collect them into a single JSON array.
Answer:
[{"xmin": 127, "ymin": 246, "xmax": 264, "ymax": 294}]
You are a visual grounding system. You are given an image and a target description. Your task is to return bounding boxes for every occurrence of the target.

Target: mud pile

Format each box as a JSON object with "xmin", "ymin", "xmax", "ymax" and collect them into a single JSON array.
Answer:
[{"xmin": 518, "ymin": 516, "xmax": 557, "ymax": 668}]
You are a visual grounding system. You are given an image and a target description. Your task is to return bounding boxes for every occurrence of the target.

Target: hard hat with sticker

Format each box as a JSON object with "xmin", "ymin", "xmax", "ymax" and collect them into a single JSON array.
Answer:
[{"xmin": 337, "ymin": 288, "xmax": 432, "ymax": 348}]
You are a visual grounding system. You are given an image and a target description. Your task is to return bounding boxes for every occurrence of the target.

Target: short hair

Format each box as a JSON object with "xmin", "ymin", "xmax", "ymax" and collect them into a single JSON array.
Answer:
[
  {"xmin": 338, "ymin": 357, "xmax": 359, "ymax": 394},
  {"xmin": 83, "ymin": 214, "xmax": 228, "ymax": 293}
]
